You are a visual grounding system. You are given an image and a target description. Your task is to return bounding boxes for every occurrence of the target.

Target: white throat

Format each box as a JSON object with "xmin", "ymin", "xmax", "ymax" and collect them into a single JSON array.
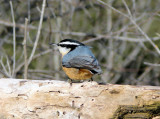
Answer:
[{"xmin": 58, "ymin": 46, "xmax": 71, "ymax": 56}]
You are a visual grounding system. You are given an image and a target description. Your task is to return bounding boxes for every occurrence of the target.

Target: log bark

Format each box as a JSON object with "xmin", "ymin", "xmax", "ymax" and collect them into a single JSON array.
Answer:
[{"xmin": 0, "ymin": 78, "xmax": 160, "ymax": 119}]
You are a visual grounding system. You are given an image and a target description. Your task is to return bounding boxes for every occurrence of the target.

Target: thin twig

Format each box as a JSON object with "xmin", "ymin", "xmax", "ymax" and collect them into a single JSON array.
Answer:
[
  {"xmin": 15, "ymin": 49, "xmax": 53, "ymax": 74},
  {"xmin": 112, "ymin": 36, "xmax": 160, "ymax": 42},
  {"xmin": 138, "ymin": 67, "xmax": 153, "ymax": 81},
  {"xmin": 23, "ymin": 18, "xmax": 28, "ymax": 79},
  {"xmin": 97, "ymin": 0, "xmax": 130, "ymax": 19},
  {"xmin": 0, "ymin": 17, "xmax": 159, "ymax": 42},
  {"xmin": 6, "ymin": 55, "xmax": 11, "ymax": 76},
  {"xmin": 0, "ymin": 19, "xmax": 36, "ymax": 30},
  {"xmin": 123, "ymin": 46, "xmax": 141, "ymax": 67},
  {"xmin": 156, "ymin": 33, "xmax": 160, "ymax": 37},
  {"xmin": 34, "ymin": 49, "xmax": 54, "ymax": 59},
  {"xmin": 132, "ymin": 0, "xmax": 136, "ymax": 18},
  {"xmin": 102, "ymin": 0, "xmax": 114, "ymax": 83},
  {"xmin": 10, "ymin": 1, "xmax": 16, "ymax": 77},
  {"xmin": 144, "ymin": 62, "xmax": 160, "ymax": 67},
  {"xmin": 28, "ymin": 69, "xmax": 62, "ymax": 74},
  {"xmin": 122, "ymin": 0, "xmax": 132, "ymax": 18},
  {"xmin": 122, "ymin": 0, "xmax": 160, "ymax": 55},
  {"xmin": 28, "ymin": 0, "xmax": 31, "ymax": 22},
  {"xmin": 0, "ymin": 69, "xmax": 11, "ymax": 78},
  {"xmin": 1, "ymin": 18, "xmax": 160, "ymax": 43},
  {"xmin": 28, "ymin": 0, "xmax": 46, "ymax": 65},
  {"xmin": 83, "ymin": 35, "xmax": 160, "ymax": 43},
  {"xmin": 54, "ymin": 16, "xmax": 62, "ymax": 80},
  {"xmin": 97, "ymin": 0, "xmax": 160, "ymax": 55},
  {"xmin": 0, "ymin": 57, "xmax": 11, "ymax": 78}
]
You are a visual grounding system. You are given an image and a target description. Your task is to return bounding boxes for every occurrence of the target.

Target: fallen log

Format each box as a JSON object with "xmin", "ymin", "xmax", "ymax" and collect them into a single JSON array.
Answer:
[{"xmin": 0, "ymin": 78, "xmax": 160, "ymax": 119}]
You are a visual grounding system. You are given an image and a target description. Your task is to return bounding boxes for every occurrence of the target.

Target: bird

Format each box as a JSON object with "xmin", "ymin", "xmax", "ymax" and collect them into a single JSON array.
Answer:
[{"xmin": 50, "ymin": 39, "xmax": 102, "ymax": 83}]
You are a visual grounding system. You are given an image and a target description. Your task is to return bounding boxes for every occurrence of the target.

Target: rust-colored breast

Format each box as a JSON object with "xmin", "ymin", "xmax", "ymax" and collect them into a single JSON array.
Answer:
[{"xmin": 62, "ymin": 67, "xmax": 93, "ymax": 80}]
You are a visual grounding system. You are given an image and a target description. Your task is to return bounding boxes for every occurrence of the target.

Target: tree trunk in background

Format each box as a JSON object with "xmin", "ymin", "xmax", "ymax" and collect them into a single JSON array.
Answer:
[{"xmin": 0, "ymin": 78, "xmax": 160, "ymax": 119}]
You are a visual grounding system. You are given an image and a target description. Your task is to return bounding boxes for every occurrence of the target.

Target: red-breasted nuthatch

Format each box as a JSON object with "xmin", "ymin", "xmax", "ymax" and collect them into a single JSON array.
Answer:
[{"xmin": 51, "ymin": 39, "xmax": 102, "ymax": 81}]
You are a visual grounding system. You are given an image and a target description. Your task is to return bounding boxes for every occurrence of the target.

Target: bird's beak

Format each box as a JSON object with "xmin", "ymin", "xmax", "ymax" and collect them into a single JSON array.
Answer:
[{"xmin": 49, "ymin": 43, "xmax": 57, "ymax": 46}]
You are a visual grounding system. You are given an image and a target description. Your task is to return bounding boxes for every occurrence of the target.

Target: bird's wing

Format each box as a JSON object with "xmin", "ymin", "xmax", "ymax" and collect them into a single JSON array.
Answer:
[{"xmin": 62, "ymin": 55, "xmax": 102, "ymax": 74}]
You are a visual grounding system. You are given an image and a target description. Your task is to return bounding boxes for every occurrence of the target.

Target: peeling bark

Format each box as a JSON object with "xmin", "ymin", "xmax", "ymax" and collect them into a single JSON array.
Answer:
[{"xmin": 0, "ymin": 78, "xmax": 160, "ymax": 119}]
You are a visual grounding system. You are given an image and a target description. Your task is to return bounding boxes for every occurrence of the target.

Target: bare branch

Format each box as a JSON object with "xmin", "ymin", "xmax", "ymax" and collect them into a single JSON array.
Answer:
[
  {"xmin": 122, "ymin": 0, "xmax": 160, "ymax": 55},
  {"xmin": 97, "ymin": 0, "xmax": 160, "ymax": 55},
  {"xmin": 0, "ymin": 19, "xmax": 36, "ymax": 30},
  {"xmin": 122, "ymin": 0, "xmax": 132, "ymax": 18},
  {"xmin": 0, "ymin": 69, "xmax": 11, "ymax": 78},
  {"xmin": 102, "ymin": 0, "xmax": 114, "ymax": 84},
  {"xmin": 83, "ymin": 35, "xmax": 160, "ymax": 44},
  {"xmin": 28, "ymin": 0, "xmax": 46, "ymax": 65},
  {"xmin": 23, "ymin": 18, "xmax": 28, "ymax": 79},
  {"xmin": 138, "ymin": 67, "xmax": 153, "ymax": 81},
  {"xmin": 0, "ymin": 19, "xmax": 159, "ymax": 43},
  {"xmin": 0, "ymin": 57, "xmax": 11, "ymax": 78},
  {"xmin": 6, "ymin": 55, "xmax": 11, "ymax": 76},
  {"xmin": 10, "ymin": 1, "xmax": 16, "ymax": 77},
  {"xmin": 28, "ymin": 0, "xmax": 31, "ymax": 22},
  {"xmin": 96, "ymin": 0, "xmax": 130, "ymax": 18},
  {"xmin": 144, "ymin": 62, "xmax": 160, "ymax": 67},
  {"xmin": 15, "ymin": 49, "xmax": 53, "ymax": 74}
]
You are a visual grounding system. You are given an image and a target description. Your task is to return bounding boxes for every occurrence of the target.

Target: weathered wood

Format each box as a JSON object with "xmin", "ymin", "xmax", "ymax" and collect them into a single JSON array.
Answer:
[{"xmin": 0, "ymin": 78, "xmax": 160, "ymax": 119}]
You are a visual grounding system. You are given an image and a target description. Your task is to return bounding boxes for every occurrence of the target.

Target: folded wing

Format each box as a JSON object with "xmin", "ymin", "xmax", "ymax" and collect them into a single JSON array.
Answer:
[{"xmin": 62, "ymin": 55, "xmax": 102, "ymax": 74}]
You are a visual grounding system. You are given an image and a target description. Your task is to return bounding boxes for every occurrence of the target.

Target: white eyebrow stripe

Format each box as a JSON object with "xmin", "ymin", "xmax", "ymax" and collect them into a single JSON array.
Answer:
[{"xmin": 59, "ymin": 42, "xmax": 80, "ymax": 45}]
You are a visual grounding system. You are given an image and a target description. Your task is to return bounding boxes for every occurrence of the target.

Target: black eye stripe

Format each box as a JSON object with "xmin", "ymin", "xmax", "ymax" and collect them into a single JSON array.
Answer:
[
  {"xmin": 58, "ymin": 44, "xmax": 78, "ymax": 47},
  {"xmin": 58, "ymin": 44, "xmax": 78, "ymax": 51}
]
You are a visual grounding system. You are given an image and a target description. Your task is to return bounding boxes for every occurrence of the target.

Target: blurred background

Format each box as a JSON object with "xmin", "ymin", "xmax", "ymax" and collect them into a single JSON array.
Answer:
[{"xmin": 0, "ymin": 0, "xmax": 160, "ymax": 85}]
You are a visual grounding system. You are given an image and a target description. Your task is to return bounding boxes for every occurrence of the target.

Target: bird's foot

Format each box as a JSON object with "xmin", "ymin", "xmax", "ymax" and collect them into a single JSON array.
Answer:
[
  {"xmin": 68, "ymin": 79, "xmax": 73, "ymax": 86},
  {"xmin": 88, "ymin": 77, "xmax": 93, "ymax": 82}
]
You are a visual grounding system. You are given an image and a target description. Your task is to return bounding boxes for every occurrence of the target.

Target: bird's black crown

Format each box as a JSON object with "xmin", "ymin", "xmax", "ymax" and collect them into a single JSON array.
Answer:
[{"xmin": 58, "ymin": 39, "xmax": 85, "ymax": 51}]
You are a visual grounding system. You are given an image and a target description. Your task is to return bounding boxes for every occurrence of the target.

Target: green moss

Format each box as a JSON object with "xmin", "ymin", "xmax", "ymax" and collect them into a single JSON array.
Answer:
[{"xmin": 112, "ymin": 102, "xmax": 160, "ymax": 119}]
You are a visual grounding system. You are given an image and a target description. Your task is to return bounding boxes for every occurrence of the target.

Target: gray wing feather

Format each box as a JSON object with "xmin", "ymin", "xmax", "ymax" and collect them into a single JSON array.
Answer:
[{"xmin": 62, "ymin": 55, "xmax": 102, "ymax": 74}]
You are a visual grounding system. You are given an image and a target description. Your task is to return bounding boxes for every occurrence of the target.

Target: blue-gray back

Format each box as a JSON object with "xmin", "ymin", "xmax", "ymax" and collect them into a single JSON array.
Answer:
[{"xmin": 62, "ymin": 46, "xmax": 102, "ymax": 74}]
